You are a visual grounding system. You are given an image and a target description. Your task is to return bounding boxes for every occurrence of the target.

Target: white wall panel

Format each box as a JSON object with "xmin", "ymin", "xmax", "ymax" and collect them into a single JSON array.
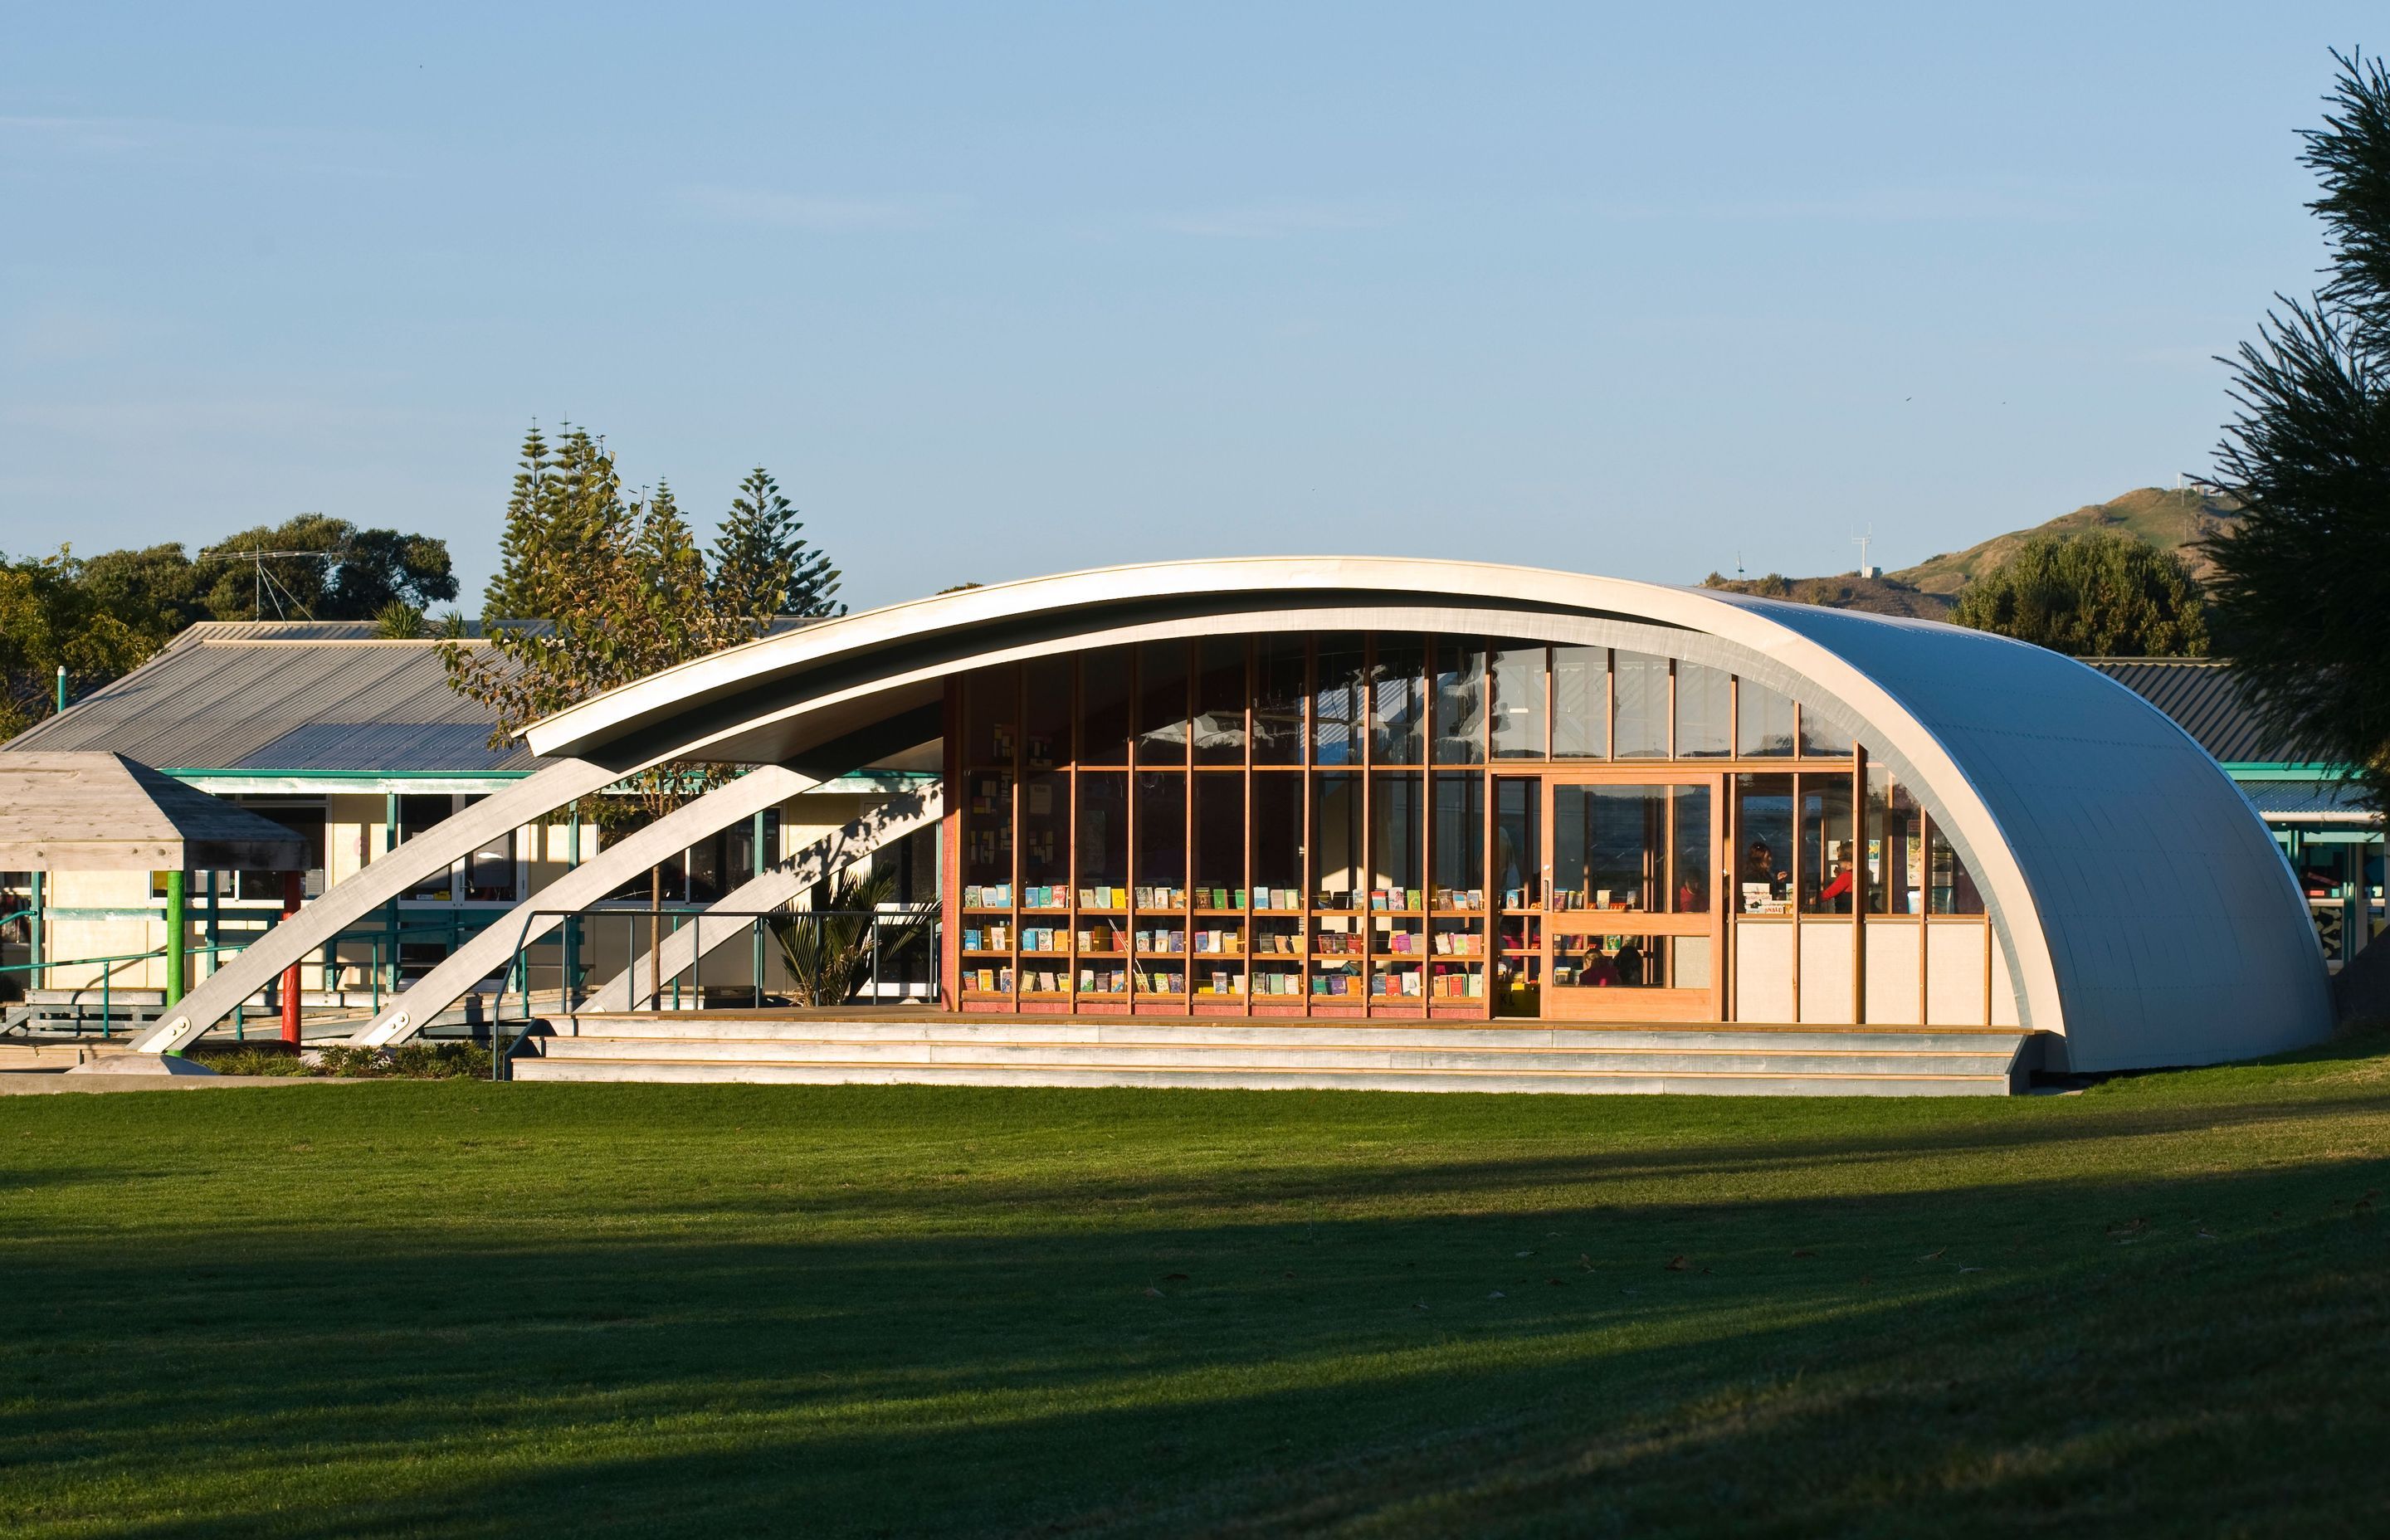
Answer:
[
  {"xmin": 1865, "ymin": 922, "xmax": 1922, "ymax": 1025},
  {"xmin": 1798, "ymin": 920, "xmax": 1855, "ymax": 1023},
  {"xmin": 1927, "ymin": 923, "xmax": 1989, "ymax": 1026},
  {"xmin": 1734, "ymin": 921, "xmax": 1793, "ymax": 1023}
]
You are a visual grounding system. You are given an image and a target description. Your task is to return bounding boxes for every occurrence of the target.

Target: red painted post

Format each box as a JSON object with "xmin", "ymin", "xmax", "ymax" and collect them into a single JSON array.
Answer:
[{"xmin": 280, "ymin": 872, "xmax": 302, "ymax": 1046}]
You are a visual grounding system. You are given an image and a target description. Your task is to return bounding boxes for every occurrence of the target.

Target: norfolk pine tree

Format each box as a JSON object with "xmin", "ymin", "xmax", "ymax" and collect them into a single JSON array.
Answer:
[
  {"xmin": 710, "ymin": 466, "xmax": 843, "ymax": 624},
  {"xmin": 444, "ymin": 426, "xmax": 845, "ymax": 992}
]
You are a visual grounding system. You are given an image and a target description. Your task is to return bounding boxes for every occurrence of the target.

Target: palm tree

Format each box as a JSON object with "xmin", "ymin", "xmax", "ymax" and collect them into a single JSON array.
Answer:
[{"xmin": 773, "ymin": 870, "xmax": 925, "ymax": 1007}]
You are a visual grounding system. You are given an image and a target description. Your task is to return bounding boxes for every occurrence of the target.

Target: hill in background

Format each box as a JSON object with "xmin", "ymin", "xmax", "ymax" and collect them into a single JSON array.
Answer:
[{"xmin": 1700, "ymin": 486, "xmax": 2239, "ymax": 618}]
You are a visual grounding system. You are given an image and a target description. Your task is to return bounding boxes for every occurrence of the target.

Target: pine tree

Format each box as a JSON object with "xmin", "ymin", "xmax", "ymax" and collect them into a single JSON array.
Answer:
[
  {"xmin": 2206, "ymin": 51, "xmax": 2390, "ymax": 803},
  {"xmin": 709, "ymin": 466, "xmax": 843, "ymax": 625}
]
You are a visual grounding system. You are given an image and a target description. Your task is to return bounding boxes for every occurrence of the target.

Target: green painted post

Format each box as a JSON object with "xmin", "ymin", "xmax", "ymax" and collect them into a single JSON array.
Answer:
[
  {"xmin": 163, "ymin": 869, "xmax": 188, "ymax": 1009},
  {"xmin": 54, "ymin": 665, "xmax": 66, "ymax": 714}
]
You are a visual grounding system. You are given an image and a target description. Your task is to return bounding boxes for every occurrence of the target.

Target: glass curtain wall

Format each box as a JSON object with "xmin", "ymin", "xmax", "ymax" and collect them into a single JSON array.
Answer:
[{"xmin": 950, "ymin": 635, "xmax": 1991, "ymax": 1022}]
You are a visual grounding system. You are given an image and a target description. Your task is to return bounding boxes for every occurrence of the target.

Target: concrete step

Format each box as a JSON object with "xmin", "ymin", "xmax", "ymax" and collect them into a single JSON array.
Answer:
[
  {"xmin": 552, "ymin": 1013, "xmax": 2017, "ymax": 1056},
  {"xmin": 510, "ymin": 1056, "xmax": 2011, "ymax": 1096},
  {"xmin": 509, "ymin": 1016, "xmax": 2036, "ymax": 1095},
  {"xmin": 525, "ymin": 1034, "xmax": 2017, "ymax": 1078}
]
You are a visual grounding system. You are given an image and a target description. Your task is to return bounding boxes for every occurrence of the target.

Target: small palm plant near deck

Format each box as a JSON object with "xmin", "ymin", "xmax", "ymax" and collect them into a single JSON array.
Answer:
[{"xmin": 772, "ymin": 871, "xmax": 924, "ymax": 1006}]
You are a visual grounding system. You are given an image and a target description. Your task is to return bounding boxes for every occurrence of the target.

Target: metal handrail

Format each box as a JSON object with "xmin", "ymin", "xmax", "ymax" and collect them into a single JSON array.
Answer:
[{"xmin": 495, "ymin": 902, "xmax": 938, "ymax": 1075}]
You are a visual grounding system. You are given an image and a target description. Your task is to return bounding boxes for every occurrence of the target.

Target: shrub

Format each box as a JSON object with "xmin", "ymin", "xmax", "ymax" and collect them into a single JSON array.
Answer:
[
  {"xmin": 187, "ymin": 1045, "xmax": 310, "ymax": 1077},
  {"xmin": 315, "ymin": 1041, "xmax": 494, "ymax": 1079}
]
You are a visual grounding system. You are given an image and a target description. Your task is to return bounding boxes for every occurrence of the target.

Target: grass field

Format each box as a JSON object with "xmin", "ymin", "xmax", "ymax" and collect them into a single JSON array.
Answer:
[{"xmin": 7, "ymin": 1040, "xmax": 2390, "ymax": 1538}]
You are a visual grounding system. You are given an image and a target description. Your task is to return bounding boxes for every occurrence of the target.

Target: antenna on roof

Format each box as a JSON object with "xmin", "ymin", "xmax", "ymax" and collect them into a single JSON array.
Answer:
[{"xmin": 195, "ymin": 545, "xmax": 336, "ymax": 621}]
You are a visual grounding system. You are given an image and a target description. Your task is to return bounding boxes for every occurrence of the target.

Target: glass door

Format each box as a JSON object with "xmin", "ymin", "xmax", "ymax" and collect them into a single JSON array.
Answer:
[{"xmin": 1543, "ymin": 776, "xmax": 1724, "ymax": 1021}]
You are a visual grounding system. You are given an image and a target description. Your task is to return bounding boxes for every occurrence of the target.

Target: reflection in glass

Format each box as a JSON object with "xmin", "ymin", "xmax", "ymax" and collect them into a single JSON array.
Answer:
[
  {"xmin": 1801, "ymin": 772, "xmax": 1856, "ymax": 914},
  {"xmin": 1023, "ymin": 658, "xmax": 1071, "ymax": 768},
  {"xmin": 1432, "ymin": 641, "xmax": 1486, "ymax": 763},
  {"xmin": 1675, "ymin": 662, "xmax": 1731, "ymax": 758},
  {"xmin": 1314, "ymin": 634, "xmax": 1366, "ymax": 767},
  {"xmin": 1133, "ymin": 772, "xmax": 1187, "ymax": 899},
  {"xmin": 1080, "ymin": 649, "xmax": 1131, "ymax": 764},
  {"xmin": 1193, "ymin": 772, "xmax": 1243, "ymax": 898},
  {"xmin": 1672, "ymin": 784, "xmax": 1712, "ymax": 913},
  {"xmin": 963, "ymin": 769, "xmax": 1012, "ymax": 893},
  {"xmin": 1866, "ymin": 767, "xmax": 1923, "ymax": 914},
  {"xmin": 1552, "ymin": 646, "xmax": 1607, "ymax": 758},
  {"xmin": 1136, "ymin": 641, "xmax": 1188, "ymax": 763},
  {"xmin": 1800, "ymin": 704, "xmax": 1855, "ymax": 758},
  {"xmin": 1022, "ymin": 771, "xmax": 1069, "ymax": 899},
  {"xmin": 967, "ymin": 663, "xmax": 1018, "ymax": 766},
  {"xmin": 1553, "ymin": 783, "xmax": 1667, "ymax": 912},
  {"xmin": 1075, "ymin": 772, "xmax": 1126, "ymax": 898},
  {"xmin": 1311, "ymin": 772, "xmax": 1363, "ymax": 904},
  {"xmin": 1253, "ymin": 636, "xmax": 1306, "ymax": 764},
  {"xmin": 1489, "ymin": 643, "xmax": 1547, "ymax": 759},
  {"xmin": 1928, "ymin": 820, "xmax": 1986, "ymax": 914},
  {"xmin": 1371, "ymin": 772, "xmax": 1422, "ymax": 900},
  {"xmin": 1495, "ymin": 777, "xmax": 1540, "ymax": 908},
  {"xmin": 1251, "ymin": 772, "xmax": 1304, "ymax": 902},
  {"xmin": 1193, "ymin": 637, "xmax": 1247, "ymax": 764},
  {"xmin": 1738, "ymin": 680, "xmax": 1796, "ymax": 758},
  {"xmin": 1371, "ymin": 636, "xmax": 1427, "ymax": 763},
  {"xmin": 1734, "ymin": 773, "xmax": 1795, "ymax": 914},
  {"xmin": 1432, "ymin": 772, "xmax": 1485, "ymax": 904},
  {"xmin": 1613, "ymin": 652, "xmax": 1669, "ymax": 758}
]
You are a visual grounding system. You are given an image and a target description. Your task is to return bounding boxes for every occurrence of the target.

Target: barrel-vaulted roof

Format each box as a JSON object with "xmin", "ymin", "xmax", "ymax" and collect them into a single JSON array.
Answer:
[{"xmin": 518, "ymin": 556, "xmax": 2329, "ymax": 1073}]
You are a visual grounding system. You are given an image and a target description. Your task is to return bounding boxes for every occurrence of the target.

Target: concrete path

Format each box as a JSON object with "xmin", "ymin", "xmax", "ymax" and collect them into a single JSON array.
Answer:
[{"xmin": 0, "ymin": 1071, "xmax": 358, "ymax": 1094}]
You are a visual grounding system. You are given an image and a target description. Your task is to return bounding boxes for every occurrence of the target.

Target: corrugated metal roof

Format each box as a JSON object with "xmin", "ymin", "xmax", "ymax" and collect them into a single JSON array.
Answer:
[
  {"xmin": 2243, "ymin": 778, "xmax": 2378, "ymax": 821},
  {"xmin": 2082, "ymin": 658, "xmax": 2316, "ymax": 763},
  {"xmin": 3, "ymin": 631, "xmax": 531, "ymax": 772}
]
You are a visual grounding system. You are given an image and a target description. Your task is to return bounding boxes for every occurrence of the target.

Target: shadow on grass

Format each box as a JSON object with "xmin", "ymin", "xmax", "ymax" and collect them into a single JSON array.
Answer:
[{"xmin": 9, "ymin": 1152, "xmax": 2390, "ymax": 1540}]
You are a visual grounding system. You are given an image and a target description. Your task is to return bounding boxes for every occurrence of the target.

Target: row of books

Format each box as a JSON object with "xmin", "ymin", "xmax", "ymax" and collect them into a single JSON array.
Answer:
[
  {"xmin": 1382, "ymin": 932, "xmax": 1484, "ymax": 955},
  {"xmin": 959, "ymin": 883, "xmax": 1500, "ymax": 914},
  {"xmin": 971, "ymin": 966, "xmax": 1484, "ymax": 997},
  {"xmin": 963, "ymin": 924, "xmax": 1013, "ymax": 952},
  {"xmin": 1550, "ymin": 889, "xmax": 1643, "ymax": 912}
]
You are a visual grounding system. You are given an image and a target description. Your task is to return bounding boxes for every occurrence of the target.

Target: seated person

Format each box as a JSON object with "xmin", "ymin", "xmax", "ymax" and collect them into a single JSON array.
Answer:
[
  {"xmin": 1612, "ymin": 935, "xmax": 1647, "ymax": 985},
  {"xmin": 1815, "ymin": 866, "xmax": 1856, "ymax": 913},
  {"xmin": 1578, "ymin": 943, "xmax": 1622, "ymax": 987}
]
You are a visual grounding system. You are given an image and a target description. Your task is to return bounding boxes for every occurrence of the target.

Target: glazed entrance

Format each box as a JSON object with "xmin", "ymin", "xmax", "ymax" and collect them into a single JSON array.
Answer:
[{"xmin": 1541, "ymin": 777, "xmax": 1724, "ymax": 1021}]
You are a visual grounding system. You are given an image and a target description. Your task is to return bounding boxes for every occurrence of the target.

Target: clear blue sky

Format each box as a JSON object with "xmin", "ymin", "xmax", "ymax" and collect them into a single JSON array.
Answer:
[{"xmin": 2, "ymin": 3, "xmax": 2376, "ymax": 611}]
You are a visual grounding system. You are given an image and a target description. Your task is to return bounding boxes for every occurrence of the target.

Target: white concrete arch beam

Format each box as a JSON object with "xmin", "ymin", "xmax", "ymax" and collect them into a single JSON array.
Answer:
[
  {"xmin": 581, "ymin": 783, "xmax": 941, "ymax": 1014},
  {"xmin": 129, "ymin": 758, "xmax": 622, "ymax": 1055},
  {"xmin": 351, "ymin": 707, "xmax": 943, "ymax": 1046},
  {"xmin": 354, "ymin": 766, "xmax": 815, "ymax": 1046}
]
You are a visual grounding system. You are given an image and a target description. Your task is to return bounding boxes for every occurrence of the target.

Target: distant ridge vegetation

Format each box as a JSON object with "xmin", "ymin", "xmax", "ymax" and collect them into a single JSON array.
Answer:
[{"xmin": 1700, "ymin": 486, "xmax": 2241, "ymax": 619}]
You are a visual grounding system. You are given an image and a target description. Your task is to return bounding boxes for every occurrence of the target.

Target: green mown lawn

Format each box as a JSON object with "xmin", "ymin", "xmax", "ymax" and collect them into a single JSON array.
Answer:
[{"xmin": 7, "ymin": 1041, "xmax": 2390, "ymax": 1539}]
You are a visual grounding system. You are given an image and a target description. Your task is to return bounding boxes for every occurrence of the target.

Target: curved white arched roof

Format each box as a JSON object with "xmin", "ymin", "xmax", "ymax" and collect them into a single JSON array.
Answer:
[{"xmin": 524, "ymin": 557, "xmax": 2330, "ymax": 1071}]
